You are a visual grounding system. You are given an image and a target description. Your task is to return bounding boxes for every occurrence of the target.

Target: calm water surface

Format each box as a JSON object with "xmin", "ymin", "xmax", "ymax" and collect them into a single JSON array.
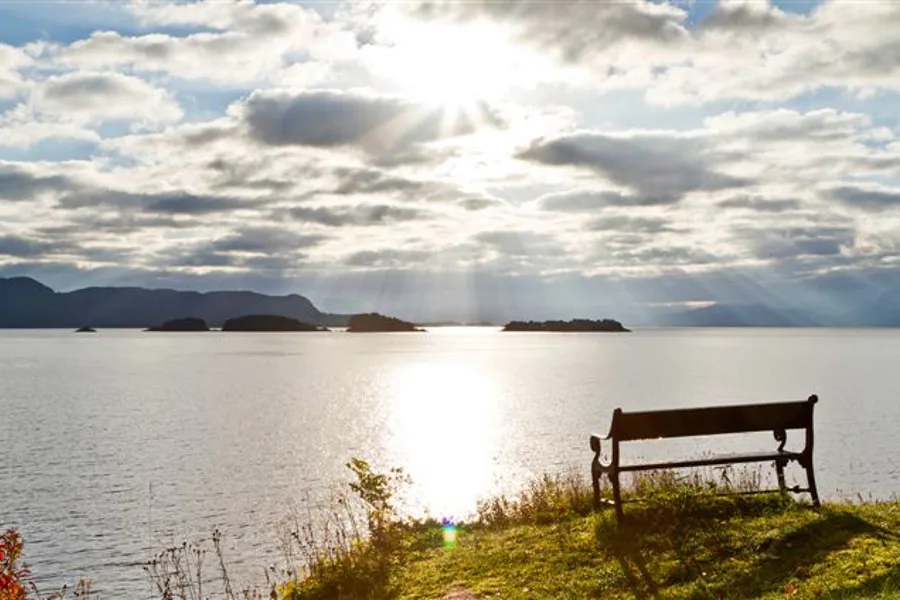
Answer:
[{"xmin": 1, "ymin": 328, "xmax": 898, "ymax": 594}]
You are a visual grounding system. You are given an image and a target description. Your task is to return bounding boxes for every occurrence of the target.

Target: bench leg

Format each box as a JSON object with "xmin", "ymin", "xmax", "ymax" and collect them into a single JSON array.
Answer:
[
  {"xmin": 804, "ymin": 459, "xmax": 820, "ymax": 507},
  {"xmin": 775, "ymin": 458, "xmax": 787, "ymax": 494},
  {"xmin": 610, "ymin": 470, "xmax": 623, "ymax": 525},
  {"xmin": 592, "ymin": 464, "xmax": 602, "ymax": 510}
]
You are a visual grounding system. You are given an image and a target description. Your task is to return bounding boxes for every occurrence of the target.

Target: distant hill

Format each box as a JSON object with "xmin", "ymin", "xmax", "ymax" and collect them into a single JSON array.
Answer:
[
  {"xmin": 839, "ymin": 290, "xmax": 900, "ymax": 327},
  {"xmin": 0, "ymin": 276, "xmax": 348, "ymax": 328}
]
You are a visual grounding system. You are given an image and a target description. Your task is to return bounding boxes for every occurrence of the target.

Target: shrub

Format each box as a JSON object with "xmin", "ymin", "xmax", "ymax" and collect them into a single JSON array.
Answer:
[{"xmin": 0, "ymin": 529, "xmax": 28, "ymax": 600}]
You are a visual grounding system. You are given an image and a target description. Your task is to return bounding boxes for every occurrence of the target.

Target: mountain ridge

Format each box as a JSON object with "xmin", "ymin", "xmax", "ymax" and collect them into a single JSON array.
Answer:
[{"xmin": 0, "ymin": 276, "xmax": 349, "ymax": 328}]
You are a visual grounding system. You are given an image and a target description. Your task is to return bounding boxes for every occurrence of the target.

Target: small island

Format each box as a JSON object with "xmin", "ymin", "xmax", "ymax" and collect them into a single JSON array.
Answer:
[
  {"xmin": 346, "ymin": 313, "xmax": 424, "ymax": 332},
  {"xmin": 221, "ymin": 314, "xmax": 327, "ymax": 332},
  {"xmin": 502, "ymin": 319, "xmax": 630, "ymax": 332},
  {"xmin": 146, "ymin": 317, "xmax": 210, "ymax": 332},
  {"xmin": 74, "ymin": 326, "xmax": 96, "ymax": 333}
]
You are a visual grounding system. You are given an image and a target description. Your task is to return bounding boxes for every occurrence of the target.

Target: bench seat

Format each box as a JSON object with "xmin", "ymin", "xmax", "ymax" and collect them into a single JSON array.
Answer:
[{"xmin": 616, "ymin": 450, "xmax": 803, "ymax": 472}]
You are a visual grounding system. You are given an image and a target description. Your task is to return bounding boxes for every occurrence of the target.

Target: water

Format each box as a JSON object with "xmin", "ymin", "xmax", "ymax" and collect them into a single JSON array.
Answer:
[{"xmin": 1, "ymin": 328, "xmax": 898, "ymax": 595}]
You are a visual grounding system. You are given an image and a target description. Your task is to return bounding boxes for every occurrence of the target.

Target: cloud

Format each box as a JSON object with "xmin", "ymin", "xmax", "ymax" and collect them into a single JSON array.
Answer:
[
  {"xmin": 0, "ymin": 44, "xmax": 32, "ymax": 99},
  {"xmin": 131, "ymin": 0, "xmax": 340, "ymax": 42},
  {"xmin": 534, "ymin": 189, "xmax": 678, "ymax": 211},
  {"xmin": 410, "ymin": 1, "xmax": 900, "ymax": 105},
  {"xmin": 457, "ymin": 196, "xmax": 506, "ymax": 211},
  {"xmin": 40, "ymin": 214, "xmax": 194, "ymax": 235},
  {"xmin": 646, "ymin": 2, "xmax": 900, "ymax": 104},
  {"xmin": 0, "ymin": 234, "xmax": 72, "ymax": 258},
  {"xmin": 828, "ymin": 185, "xmax": 900, "ymax": 211},
  {"xmin": 703, "ymin": 109, "xmax": 873, "ymax": 144},
  {"xmin": 518, "ymin": 131, "xmax": 748, "ymax": 198},
  {"xmin": 0, "ymin": 121, "xmax": 101, "ymax": 149},
  {"xmin": 239, "ymin": 89, "xmax": 501, "ymax": 160},
  {"xmin": 412, "ymin": 0, "xmax": 688, "ymax": 62},
  {"xmin": 52, "ymin": 1, "xmax": 355, "ymax": 84},
  {"xmin": 58, "ymin": 190, "xmax": 256, "ymax": 215},
  {"xmin": 734, "ymin": 225, "xmax": 855, "ymax": 260},
  {"xmin": 474, "ymin": 230, "xmax": 565, "ymax": 258},
  {"xmin": 586, "ymin": 215, "xmax": 677, "ymax": 234},
  {"xmin": 286, "ymin": 204, "xmax": 431, "ymax": 227},
  {"xmin": 698, "ymin": 0, "xmax": 795, "ymax": 33},
  {"xmin": 329, "ymin": 167, "xmax": 426, "ymax": 196},
  {"xmin": 162, "ymin": 226, "xmax": 329, "ymax": 268},
  {"xmin": 344, "ymin": 248, "xmax": 433, "ymax": 267},
  {"xmin": 30, "ymin": 72, "xmax": 182, "ymax": 124},
  {"xmin": 0, "ymin": 164, "xmax": 72, "ymax": 201},
  {"xmin": 718, "ymin": 196, "xmax": 801, "ymax": 212},
  {"xmin": 210, "ymin": 227, "xmax": 328, "ymax": 254}
]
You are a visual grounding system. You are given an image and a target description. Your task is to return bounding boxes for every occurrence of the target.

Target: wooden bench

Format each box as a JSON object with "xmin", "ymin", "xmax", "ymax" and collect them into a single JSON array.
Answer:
[{"xmin": 590, "ymin": 394, "xmax": 820, "ymax": 524}]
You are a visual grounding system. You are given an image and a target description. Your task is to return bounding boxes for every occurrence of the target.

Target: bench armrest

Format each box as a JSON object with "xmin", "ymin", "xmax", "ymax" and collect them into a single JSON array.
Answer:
[{"xmin": 589, "ymin": 434, "xmax": 608, "ymax": 453}]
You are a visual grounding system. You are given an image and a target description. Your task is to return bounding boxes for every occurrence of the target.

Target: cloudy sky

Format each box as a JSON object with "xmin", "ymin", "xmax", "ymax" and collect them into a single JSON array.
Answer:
[{"xmin": 1, "ymin": 0, "xmax": 899, "ymax": 321}]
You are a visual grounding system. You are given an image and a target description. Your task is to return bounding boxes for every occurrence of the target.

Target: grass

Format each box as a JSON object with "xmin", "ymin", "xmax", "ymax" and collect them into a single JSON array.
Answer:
[
  {"xmin": 285, "ymin": 466, "xmax": 900, "ymax": 600},
  {"xmin": 11, "ymin": 461, "xmax": 897, "ymax": 599}
]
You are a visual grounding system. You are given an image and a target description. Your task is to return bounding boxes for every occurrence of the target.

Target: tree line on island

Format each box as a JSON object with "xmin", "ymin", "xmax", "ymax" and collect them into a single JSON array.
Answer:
[
  {"xmin": 501, "ymin": 319, "xmax": 630, "ymax": 332},
  {"xmin": 137, "ymin": 315, "xmax": 629, "ymax": 333},
  {"xmin": 140, "ymin": 313, "xmax": 426, "ymax": 332}
]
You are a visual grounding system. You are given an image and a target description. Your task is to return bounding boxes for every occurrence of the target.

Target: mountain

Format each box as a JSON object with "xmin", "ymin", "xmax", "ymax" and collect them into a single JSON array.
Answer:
[
  {"xmin": 839, "ymin": 290, "xmax": 900, "ymax": 327},
  {"xmin": 0, "ymin": 277, "xmax": 348, "ymax": 328},
  {"xmin": 657, "ymin": 303, "xmax": 822, "ymax": 327}
]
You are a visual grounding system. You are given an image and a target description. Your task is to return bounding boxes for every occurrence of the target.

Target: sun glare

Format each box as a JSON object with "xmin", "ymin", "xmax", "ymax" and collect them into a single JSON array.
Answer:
[
  {"xmin": 376, "ymin": 20, "xmax": 524, "ymax": 109},
  {"xmin": 386, "ymin": 362, "xmax": 502, "ymax": 519}
]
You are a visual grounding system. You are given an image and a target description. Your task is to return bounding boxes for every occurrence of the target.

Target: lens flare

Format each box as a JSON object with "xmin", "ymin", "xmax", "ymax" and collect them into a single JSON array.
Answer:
[{"xmin": 442, "ymin": 520, "xmax": 458, "ymax": 549}]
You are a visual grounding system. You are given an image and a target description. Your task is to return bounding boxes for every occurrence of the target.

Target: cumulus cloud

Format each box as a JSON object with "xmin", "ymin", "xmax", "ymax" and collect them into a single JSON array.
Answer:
[
  {"xmin": 238, "ymin": 89, "xmax": 501, "ymax": 160},
  {"xmin": 0, "ymin": 44, "xmax": 32, "ymax": 99},
  {"xmin": 647, "ymin": 1, "xmax": 900, "ymax": 104},
  {"xmin": 586, "ymin": 215, "xmax": 677, "ymax": 234},
  {"xmin": 534, "ymin": 189, "xmax": 678, "ymax": 211},
  {"xmin": 52, "ymin": 1, "xmax": 355, "ymax": 83},
  {"xmin": 59, "ymin": 190, "xmax": 256, "ymax": 215},
  {"xmin": 409, "ymin": 1, "xmax": 900, "ymax": 105},
  {"xmin": 30, "ymin": 72, "xmax": 182, "ymax": 125},
  {"xmin": 828, "ymin": 185, "xmax": 900, "ymax": 211},
  {"xmin": 286, "ymin": 204, "xmax": 431, "ymax": 227},
  {"xmin": 412, "ymin": 0, "xmax": 688, "ymax": 63},
  {"xmin": 210, "ymin": 227, "xmax": 328, "ymax": 254},
  {"xmin": 0, "ymin": 164, "xmax": 72, "ymax": 202},
  {"xmin": 0, "ymin": 121, "xmax": 101, "ymax": 149},
  {"xmin": 329, "ymin": 167, "xmax": 426, "ymax": 196},
  {"xmin": 734, "ymin": 225, "xmax": 855, "ymax": 260},
  {"xmin": 718, "ymin": 196, "xmax": 802, "ymax": 212},
  {"xmin": 161, "ymin": 226, "xmax": 329, "ymax": 269},
  {"xmin": 456, "ymin": 196, "xmax": 506, "ymax": 211},
  {"xmin": 698, "ymin": 0, "xmax": 796, "ymax": 33},
  {"xmin": 0, "ymin": 234, "xmax": 72, "ymax": 258},
  {"xmin": 518, "ymin": 131, "xmax": 748, "ymax": 198}
]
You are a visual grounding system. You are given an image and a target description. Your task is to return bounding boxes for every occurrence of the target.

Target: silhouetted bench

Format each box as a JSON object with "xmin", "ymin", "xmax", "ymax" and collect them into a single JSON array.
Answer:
[{"xmin": 590, "ymin": 394, "xmax": 820, "ymax": 524}]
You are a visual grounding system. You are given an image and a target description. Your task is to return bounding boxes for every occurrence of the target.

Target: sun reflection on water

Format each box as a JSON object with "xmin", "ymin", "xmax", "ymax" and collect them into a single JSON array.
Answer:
[{"xmin": 386, "ymin": 361, "xmax": 502, "ymax": 520}]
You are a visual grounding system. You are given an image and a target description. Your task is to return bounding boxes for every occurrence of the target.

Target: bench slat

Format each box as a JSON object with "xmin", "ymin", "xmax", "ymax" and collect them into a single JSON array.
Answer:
[
  {"xmin": 617, "ymin": 450, "xmax": 802, "ymax": 472},
  {"xmin": 610, "ymin": 399, "xmax": 815, "ymax": 441}
]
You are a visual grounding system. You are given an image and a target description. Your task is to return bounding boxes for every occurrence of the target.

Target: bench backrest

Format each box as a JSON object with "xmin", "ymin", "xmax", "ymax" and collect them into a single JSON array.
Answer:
[{"xmin": 609, "ymin": 395, "xmax": 817, "ymax": 442}]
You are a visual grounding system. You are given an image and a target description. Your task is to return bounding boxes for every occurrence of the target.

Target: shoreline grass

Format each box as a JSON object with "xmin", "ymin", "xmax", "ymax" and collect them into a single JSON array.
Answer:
[
  {"xmin": 284, "ymin": 465, "xmax": 900, "ymax": 600},
  {"xmin": 6, "ymin": 462, "xmax": 899, "ymax": 599}
]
